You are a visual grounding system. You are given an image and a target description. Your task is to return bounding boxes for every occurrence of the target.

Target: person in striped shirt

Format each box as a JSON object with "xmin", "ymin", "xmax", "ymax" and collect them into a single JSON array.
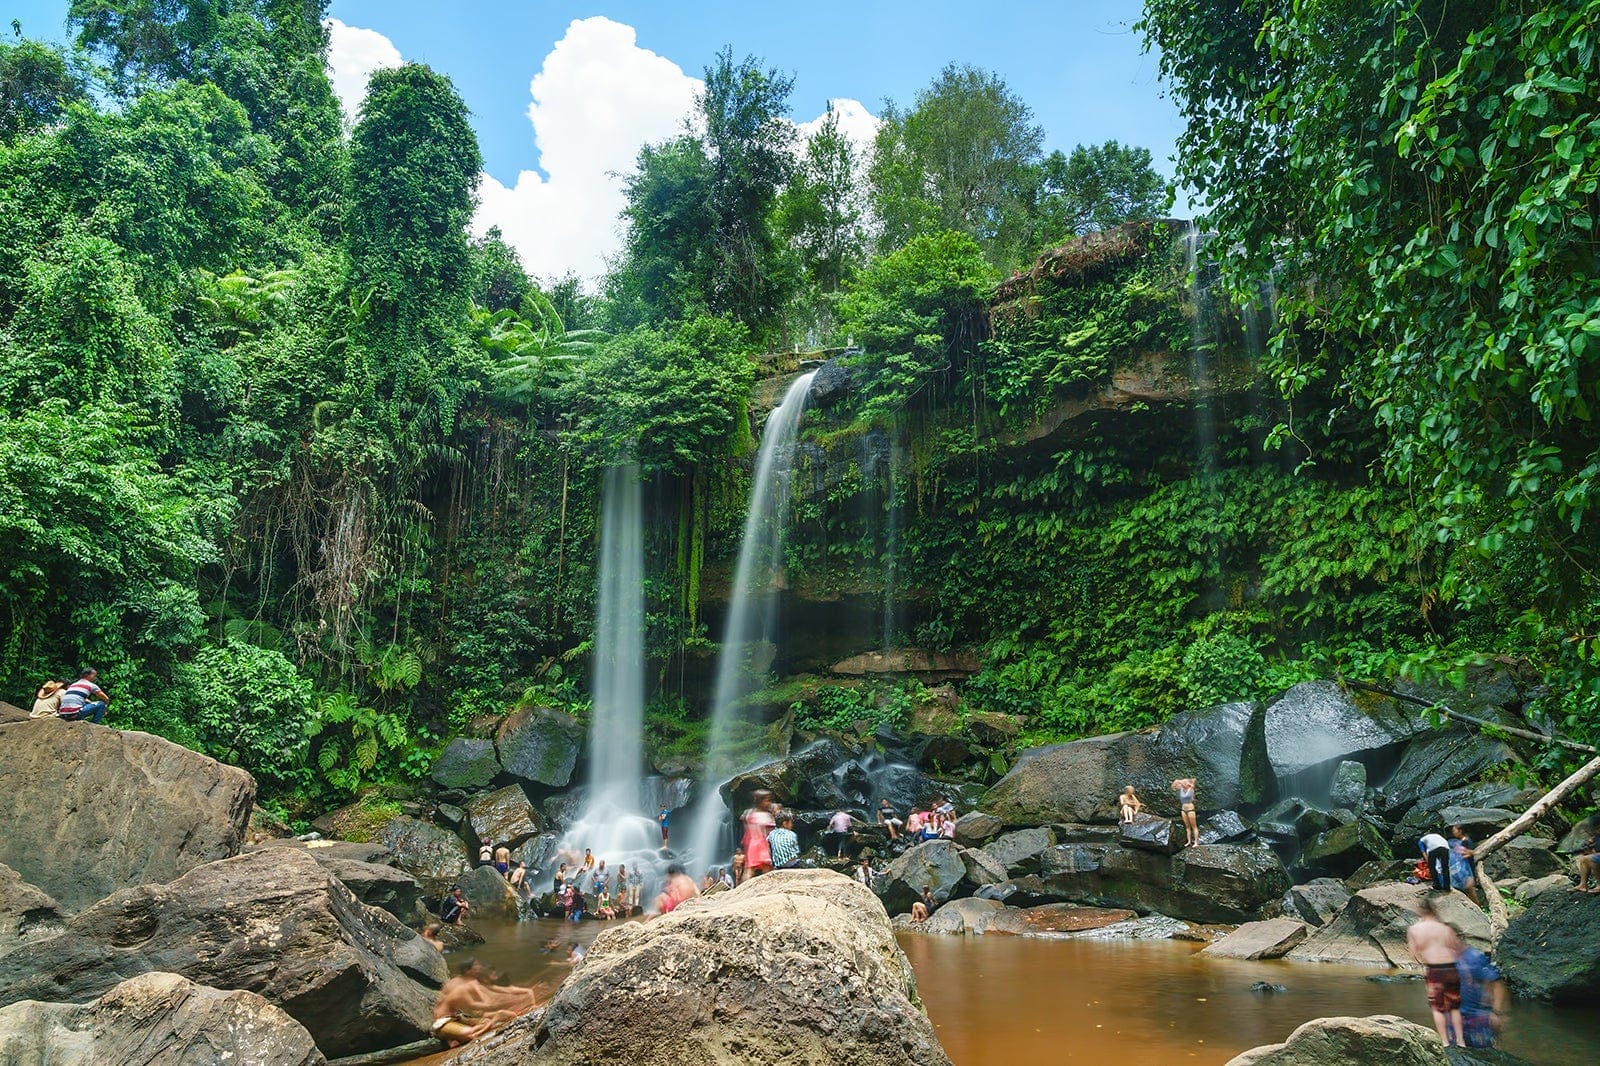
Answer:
[
  {"xmin": 768, "ymin": 813, "xmax": 801, "ymax": 869},
  {"xmin": 58, "ymin": 668, "xmax": 109, "ymax": 724}
]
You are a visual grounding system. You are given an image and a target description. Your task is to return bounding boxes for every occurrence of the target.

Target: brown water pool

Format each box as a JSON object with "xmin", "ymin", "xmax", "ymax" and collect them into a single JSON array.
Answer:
[{"xmin": 420, "ymin": 918, "xmax": 1593, "ymax": 1064}]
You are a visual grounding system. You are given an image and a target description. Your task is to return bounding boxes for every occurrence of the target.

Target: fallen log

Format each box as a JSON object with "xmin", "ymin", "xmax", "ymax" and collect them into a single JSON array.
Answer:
[
  {"xmin": 326, "ymin": 1038, "xmax": 442, "ymax": 1066},
  {"xmin": 1471, "ymin": 753, "xmax": 1600, "ymax": 938}
]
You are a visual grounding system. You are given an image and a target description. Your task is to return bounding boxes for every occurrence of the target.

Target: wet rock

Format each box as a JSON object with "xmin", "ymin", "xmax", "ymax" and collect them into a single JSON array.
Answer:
[
  {"xmin": 455, "ymin": 870, "xmax": 950, "ymax": 1066},
  {"xmin": 458, "ymin": 865, "xmax": 520, "ymax": 921},
  {"xmin": 1344, "ymin": 859, "xmax": 1415, "ymax": 891},
  {"xmin": 431, "ymin": 737, "xmax": 501, "ymax": 789},
  {"xmin": 0, "ymin": 849, "xmax": 445, "ymax": 1058},
  {"xmin": 876, "ymin": 840, "xmax": 967, "ymax": 914},
  {"xmin": 724, "ymin": 741, "xmax": 943, "ymax": 816},
  {"xmin": 1379, "ymin": 731, "xmax": 1516, "ymax": 815},
  {"xmin": 1072, "ymin": 914, "xmax": 1192, "ymax": 940},
  {"xmin": 1043, "ymin": 842, "xmax": 1289, "ymax": 923},
  {"xmin": 1119, "ymin": 815, "xmax": 1182, "ymax": 854},
  {"xmin": 921, "ymin": 897, "xmax": 1005, "ymax": 934},
  {"xmin": 0, "ymin": 972, "xmax": 325, "ymax": 1066},
  {"xmin": 512, "ymin": 833, "xmax": 560, "ymax": 879},
  {"xmin": 436, "ymin": 802, "xmax": 465, "ymax": 826},
  {"xmin": 1391, "ymin": 781, "xmax": 1537, "ymax": 833},
  {"xmin": 0, "ymin": 719, "xmax": 254, "ymax": 913},
  {"xmin": 1294, "ymin": 805, "xmax": 1353, "ymax": 841},
  {"xmin": 1556, "ymin": 814, "xmax": 1600, "ymax": 853},
  {"xmin": 1497, "ymin": 886, "xmax": 1600, "ymax": 1003},
  {"xmin": 984, "ymin": 903, "xmax": 1136, "ymax": 936},
  {"xmin": 1199, "ymin": 810, "xmax": 1253, "ymax": 844},
  {"xmin": 1251, "ymin": 981, "xmax": 1289, "ymax": 994},
  {"xmin": 1281, "ymin": 878, "xmax": 1352, "ymax": 927},
  {"xmin": 1330, "ymin": 760, "xmax": 1368, "ymax": 808},
  {"xmin": 952, "ymin": 811, "xmax": 1003, "ymax": 847},
  {"xmin": 979, "ymin": 827, "xmax": 1056, "ymax": 874},
  {"xmin": 0, "ymin": 863, "xmax": 64, "ymax": 954},
  {"xmin": 1036, "ymin": 843, "xmax": 1109, "ymax": 901},
  {"xmin": 248, "ymin": 837, "xmax": 394, "ymax": 864},
  {"xmin": 959, "ymin": 848, "xmax": 1008, "ymax": 889},
  {"xmin": 984, "ymin": 700, "xmax": 1263, "ymax": 825},
  {"xmin": 1201, "ymin": 918, "xmax": 1311, "ymax": 960},
  {"xmin": 1481, "ymin": 836, "xmax": 1564, "ymax": 882},
  {"xmin": 1226, "ymin": 1014, "xmax": 1449, "ymax": 1066},
  {"xmin": 496, "ymin": 708, "xmax": 583, "ymax": 788},
  {"xmin": 435, "ymin": 923, "xmax": 486, "ymax": 951},
  {"xmin": 375, "ymin": 816, "xmax": 471, "ymax": 898},
  {"xmin": 965, "ymin": 711, "xmax": 1022, "ymax": 746},
  {"xmin": 1301, "ymin": 819, "xmax": 1392, "ymax": 878},
  {"xmin": 910, "ymin": 733, "xmax": 970, "ymax": 771},
  {"xmin": 1262, "ymin": 682, "xmax": 1423, "ymax": 783},
  {"xmin": 465, "ymin": 785, "xmax": 543, "ymax": 848},
  {"xmin": 806, "ymin": 356, "xmax": 858, "ymax": 406},
  {"xmin": 1286, "ymin": 883, "xmax": 1488, "ymax": 967},
  {"xmin": 973, "ymin": 876, "xmax": 1064, "ymax": 907}
]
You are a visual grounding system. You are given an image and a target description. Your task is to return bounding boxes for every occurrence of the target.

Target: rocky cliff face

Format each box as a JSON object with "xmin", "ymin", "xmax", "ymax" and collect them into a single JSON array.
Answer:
[{"xmin": 0, "ymin": 718, "xmax": 255, "ymax": 912}]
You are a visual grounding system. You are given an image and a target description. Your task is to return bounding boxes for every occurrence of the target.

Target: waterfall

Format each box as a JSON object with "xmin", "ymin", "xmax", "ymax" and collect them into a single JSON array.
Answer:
[
  {"xmin": 882, "ymin": 428, "xmax": 903, "ymax": 650},
  {"xmin": 682, "ymin": 370, "xmax": 817, "ymax": 870},
  {"xmin": 1182, "ymin": 223, "xmax": 1220, "ymax": 479},
  {"xmin": 559, "ymin": 463, "xmax": 660, "ymax": 887}
]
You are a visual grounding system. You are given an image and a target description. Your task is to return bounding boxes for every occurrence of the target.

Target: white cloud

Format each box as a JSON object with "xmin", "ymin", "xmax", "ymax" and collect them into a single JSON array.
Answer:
[
  {"xmin": 474, "ymin": 17, "xmax": 701, "ymax": 283},
  {"xmin": 324, "ymin": 18, "xmax": 403, "ymax": 122},
  {"xmin": 795, "ymin": 97, "xmax": 881, "ymax": 159}
]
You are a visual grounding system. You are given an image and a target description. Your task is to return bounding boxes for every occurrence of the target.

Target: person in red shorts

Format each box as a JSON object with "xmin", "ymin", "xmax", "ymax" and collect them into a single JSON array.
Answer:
[{"xmin": 1406, "ymin": 896, "xmax": 1464, "ymax": 1046}]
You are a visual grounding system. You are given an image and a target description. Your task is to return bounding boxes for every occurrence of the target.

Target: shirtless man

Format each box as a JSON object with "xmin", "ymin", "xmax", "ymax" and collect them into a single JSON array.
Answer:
[
  {"xmin": 1171, "ymin": 778, "xmax": 1199, "ymax": 846},
  {"xmin": 430, "ymin": 961, "xmax": 544, "ymax": 1047},
  {"xmin": 652, "ymin": 863, "xmax": 699, "ymax": 915},
  {"xmin": 1406, "ymin": 897, "xmax": 1464, "ymax": 1046}
]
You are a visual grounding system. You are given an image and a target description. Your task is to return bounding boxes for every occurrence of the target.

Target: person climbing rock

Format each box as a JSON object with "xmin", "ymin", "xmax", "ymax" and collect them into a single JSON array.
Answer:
[
  {"xmin": 478, "ymin": 838, "xmax": 493, "ymax": 866},
  {"xmin": 825, "ymin": 808, "xmax": 855, "ymax": 858},
  {"xmin": 877, "ymin": 798, "xmax": 903, "ymax": 840},
  {"xmin": 57, "ymin": 668, "xmax": 109, "ymax": 724},
  {"xmin": 1418, "ymin": 831, "xmax": 1451, "ymax": 891}
]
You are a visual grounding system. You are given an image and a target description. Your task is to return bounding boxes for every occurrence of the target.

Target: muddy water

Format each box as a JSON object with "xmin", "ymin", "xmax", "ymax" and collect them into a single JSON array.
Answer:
[{"xmin": 422, "ymin": 919, "xmax": 1593, "ymax": 1065}]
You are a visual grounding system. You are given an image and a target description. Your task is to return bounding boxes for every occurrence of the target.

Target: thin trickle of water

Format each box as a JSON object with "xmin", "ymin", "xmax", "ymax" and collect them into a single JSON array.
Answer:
[
  {"xmin": 882, "ymin": 429, "xmax": 903, "ymax": 650},
  {"xmin": 682, "ymin": 371, "xmax": 818, "ymax": 870},
  {"xmin": 1182, "ymin": 223, "xmax": 1219, "ymax": 479}
]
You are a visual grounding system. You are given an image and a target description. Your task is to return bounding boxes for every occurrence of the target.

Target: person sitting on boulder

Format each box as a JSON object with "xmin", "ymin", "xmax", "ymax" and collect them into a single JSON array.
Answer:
[
  {"xmin": 596, "ymin": 890, "xmax": 616, "ymax": 920},
  {"xmin": 1171, "ymin": 778, "xmax": 1200, "ymax": 847},
  {"xmin": 877, "ymin": 798, "xmax": 903, "ymax": 840},
  {"xmin": 909, "ymin": 885, "xmax": 936, "ymax": 923},
  {"xmin": 769, "ymin": 813, "xmax": 801, "ymax": 869},
  {"xmin": 905, "ymin": 810, "xmax": 926, "ymax": 837},
  {"xmin": 57, "ymin": 668, "xmax": 109, "ymax": 724},
  {"xmin": 30, "ymin": 679, "xmax": 65, "ymax": 718},
  {"xmin": 1118, "ymin": 785, "xmax": 1144, "ymax": 824},
  {"xmin": 441, "ymin": 885, "xmax": 469, "ymax": 925},
  {"xmin": 1574, "ymin": 833, "xmax": 1600, "ymax": 892}
]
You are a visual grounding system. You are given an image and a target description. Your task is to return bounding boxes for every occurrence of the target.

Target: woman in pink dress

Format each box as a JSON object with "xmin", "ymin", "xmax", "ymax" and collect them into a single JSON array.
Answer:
[{"xmin": 740, "ymin": 790, "xmax": 777, "ymax": 883}]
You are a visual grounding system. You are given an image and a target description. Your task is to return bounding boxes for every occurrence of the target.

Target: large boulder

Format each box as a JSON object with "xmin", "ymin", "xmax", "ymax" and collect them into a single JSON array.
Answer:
[
  {"xmin": 0, "ymin": 863, "xmax": 65, "ymax": 955},
  {"xmin": 1286, "ymin": 883, "xmax": 1488, "ymax": 967},
  {"xmin": 458, "ymin": 864, "xmax": 520, "ymax": 921},
  {"xmin": 721, "ymin": 740, "xmax": 942, "ymax": 816},
  {"xmin": 1497, "ymin": 887, "xmax": 1600, "ymax": 1003},
  {"xmin": 376, "ymin": 816, "xmax": 471, "ymax": 896},
  {"xmin": 1118, "ymin": 815, "xmax": 1182, "ymax": 854},
  {"xmin": 1226, "ymin": 1014, "xmax": 1449, "ymax": 1066},
  {"xmin": 1281, "ymin": 878, "xmax": 1352, "ymax": 927},
  {"xmin": 312, "ymin": 857, "xmax": 424, "ymax": 922},
  {"xmin": 959, "ymin": 848, "xmax": 1008, "ymax": 890},
  {"xmin": 0, "ymin": 849, "xmax": 446, "ymax": 1058},
  {"xmin": 876, "ymin": 840, "xmax": 966, "ymax": 914},
  {"xmin": 431, "ymin": 737, "xmax": 501, "ymax": 789},
  {"xmin": 1261, "ymin": 682, "xmax": 1424, "ymax": 786},
  {"xmin": 921, "ymin": 897, "xmax": 1006, "ymax": 935},
  {"xmin": 1480, "ymin": 837, "xmax": 1564, "ymax": 882},
  {"xmin": 465, "ymin": 785, "xmax": 542, "ymax": 847},
  {"xmin": 1300, "ymin": 819, "xmax": 1392, "ymax": 878},
  {"xmin": 1201, "ymin": 918, "xmax": 1312, "ymax": 960},
  {"xmin": 495, "ymin": 707, "xmax": 583, "ymax": 788},
  {"xmin": 951, "ymin": 811, "xmax": 1003, "ymax": 847},
  {"xmin": 0, "ymin": 720, "xmax": 254, "ymax": 913},
  {"xmin": 977, "ymin": 827, "xmax": 1056, "ymax": 875},
  {"xmin": 1037, "ymin": 842, "xmax": 1289, "ymax": 923},
  {"xmin": 454, "ymin": 870, "xmax": 950, "ymax": 1066},
  {"xmin": 1378, "ymin": 731, "xmax": 1516, "ymax": 816},
  {"xmin": 983, "ymin": 700, "xmax": 1262, "ymax": 826},
  {"xmin": 0, "ymin": 971, "xmax": 325, "ymax": 1066},
  {"xmin": 247, "ymin": 837, "xmax": 394, "ymax": 864}
]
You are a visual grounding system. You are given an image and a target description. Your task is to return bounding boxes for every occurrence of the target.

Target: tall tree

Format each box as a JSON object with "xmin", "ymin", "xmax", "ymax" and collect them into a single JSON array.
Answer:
[
  {"xmin": 777, "ymin": 102, "xmax": 867, "ymax": 340},
  {"xmin": 868, "ymin": 64, "xmax": 1043, "ymax": 269},
  {"xmin": 0, "ymin": 36, "xmax": 88, "ymax": 143},
  {"xmin": 1033, "ymin": 140, "xmax": 1173, "ymax": 241},
  {"xmin": 606, "ymin": 135, "xmax": 715, "ymax": 330}
]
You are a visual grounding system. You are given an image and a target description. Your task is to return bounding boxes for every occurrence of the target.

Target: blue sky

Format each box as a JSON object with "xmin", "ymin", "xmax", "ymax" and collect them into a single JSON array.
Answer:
[{"xmin": 7, "ymin": 1, "xmax": 1186, "ymax": 279}]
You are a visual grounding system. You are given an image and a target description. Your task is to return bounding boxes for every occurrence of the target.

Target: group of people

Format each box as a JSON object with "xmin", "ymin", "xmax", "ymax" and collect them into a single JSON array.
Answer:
[
  {"xmin": 30, "ymin": 669, "xmax": 111, "ymax": 724},
  {"xmin": 1415, "ymin": 826, "xmax": 1484, "ymax": 901},
  {"xmin": 1114, "ymin": 778, "xmax": 1202, "ymax": 847},
  {"xmin": 879, "ymin": 797, "xmax": 960, "ymax": 846},
  {"xmin": 551, "ymin": 849, "xmax": 644, "ymax": 921},
  {"xmin": 1406, "ymin": 896, "xmax": 1507, "ymax": 1048}
]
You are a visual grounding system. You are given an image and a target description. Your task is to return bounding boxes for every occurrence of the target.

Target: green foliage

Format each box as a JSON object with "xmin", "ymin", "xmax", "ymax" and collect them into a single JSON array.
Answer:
[
  {"xmin": 186, "ymin": 638, "xmax": 312, "ymax": 784},
  {"xmin": 869, "ymin": 63, "xmax": 1043, "ymax": 268},
  {"xmin": 776, "ymin": 102, "xmax": 867, "ymax": 342},
  {"xmin": 307, "ymin": 691, "xmax": 409, "ymax": 795},
  {"xmin": 791, "ymin": 681, "xmax": 917, "ymax": 734},
  {"xmin": 1182, "ymin": 631, "xmax": 1266, "ymax": 708},
  {"xmin": 0, "ymin": 36, "xmax": 88, "ymax": 143},
  {"xmin": 839, "ymin": 231, "xmax": 997, "ymax": 419},
  {"xmin": 1032, "ymin": 141, "xmax": 1174, "ymax": 242}
]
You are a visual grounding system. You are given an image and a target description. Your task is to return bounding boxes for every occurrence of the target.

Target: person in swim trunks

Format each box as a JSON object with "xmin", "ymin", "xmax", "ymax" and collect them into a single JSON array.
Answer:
[
  {"xmin": 1171, "ymin": 777, "xmax": 1200, "ymax": 846},
  {"xmin": 1406, "ymin": 896, "xmax": 1464, "ymax": 1045},
  {"xmin": 431, "ymin": 961, "xmax": 543, "ymax": 1047}
]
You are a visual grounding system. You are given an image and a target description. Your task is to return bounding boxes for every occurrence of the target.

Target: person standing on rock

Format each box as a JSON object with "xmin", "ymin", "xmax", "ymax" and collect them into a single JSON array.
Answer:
[
  {"xmin": 1406, "ymin": 896, "xmax": 1465, "ymax": 1047},
  {"xmin": 825, "ymin": 808, "xmax": 856, "ymax": 858},
  {"xmin": 57, "ymin": 668, "xmax": 109, "ymax": 723},
  {"xmin": 1419, "ymin": 831, "xmax": 1452, "ymax": 891},
  {"xmin": 740, "ymin": 790, "xmax": 778, "ymax": 881},
  {"xmin": 478, "ymin": 838, "xmax": 493, "ymax": 866},
  {"xmin": 769, "ymin": 813, "xmax": 801, "ymax": 869},
  {"xmin": 1171, "ymin": 778, "xmax": 1200, "ymax": 847},
  {"xmin": 658, "ymin": 804, "xmax": 671, "ymax": 847},
  {"xmin": 494, "ymin": 845, "xmax": 511, "ymax": 876}
]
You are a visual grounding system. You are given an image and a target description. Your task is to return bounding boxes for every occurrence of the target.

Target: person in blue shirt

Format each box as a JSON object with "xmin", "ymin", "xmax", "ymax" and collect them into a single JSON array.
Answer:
[{"xmin": 1456, "ymin": 946, "xmax": 1507, "ymax": 1047}]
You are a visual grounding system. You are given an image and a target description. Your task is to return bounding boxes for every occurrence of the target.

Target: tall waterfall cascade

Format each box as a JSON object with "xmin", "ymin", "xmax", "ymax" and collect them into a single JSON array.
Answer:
[{"xmin": 682, "ymin": 370, "xmax": 818, "ymax": 869}]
